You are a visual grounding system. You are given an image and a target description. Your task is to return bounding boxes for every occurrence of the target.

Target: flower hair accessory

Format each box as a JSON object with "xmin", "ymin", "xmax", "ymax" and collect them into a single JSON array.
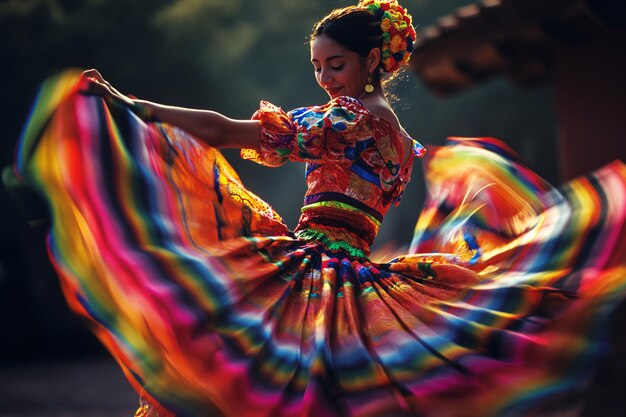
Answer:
[{"xmin": 359, "ymin": 0, "xmax": 416, "ymax": 73}]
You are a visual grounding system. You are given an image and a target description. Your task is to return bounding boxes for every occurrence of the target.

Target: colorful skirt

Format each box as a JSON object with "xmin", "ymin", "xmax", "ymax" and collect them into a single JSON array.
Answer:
[{"xmin": 12, "ymin": 70, "xmax": 626, "ymax": 417}]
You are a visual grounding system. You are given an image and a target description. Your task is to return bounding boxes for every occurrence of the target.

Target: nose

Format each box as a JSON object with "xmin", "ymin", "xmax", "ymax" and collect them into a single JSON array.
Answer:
[{"xmin": 319, "ymin": 67, "xmax": 333, "ymax": 86}]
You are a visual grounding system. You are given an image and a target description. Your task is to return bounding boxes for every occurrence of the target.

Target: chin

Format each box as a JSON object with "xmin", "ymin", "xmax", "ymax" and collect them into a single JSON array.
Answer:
[{"xmin": 325, "ymin": 88, "xmax": 344, "ymax": 99}]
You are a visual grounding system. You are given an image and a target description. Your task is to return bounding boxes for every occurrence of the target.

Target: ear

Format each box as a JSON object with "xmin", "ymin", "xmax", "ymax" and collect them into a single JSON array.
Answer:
[{"xmin": 366, "ymin": 48, "xmax": 381, "ymax": 73}]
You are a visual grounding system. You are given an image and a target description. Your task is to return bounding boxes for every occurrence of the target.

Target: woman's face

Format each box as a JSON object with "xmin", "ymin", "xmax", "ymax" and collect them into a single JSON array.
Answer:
[{"xmin": 310, "ymin": 34, "xmax": 370, "ymax": 100}]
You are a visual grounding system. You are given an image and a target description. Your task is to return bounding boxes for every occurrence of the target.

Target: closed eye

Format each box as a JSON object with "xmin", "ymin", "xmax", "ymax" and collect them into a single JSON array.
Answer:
[{"xmin": 313, "ymin": 64, "xmax": 344, "ymax": 73}]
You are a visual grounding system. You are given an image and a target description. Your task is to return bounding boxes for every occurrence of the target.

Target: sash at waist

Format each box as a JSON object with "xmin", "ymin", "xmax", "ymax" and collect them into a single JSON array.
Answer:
[
  {"xmin": 294, "ymin": 199, "xmax": 381, "ymax": 256},
  {"xmin": 303, "ymin": 192, "xmax": 383, "ymax": 224}
]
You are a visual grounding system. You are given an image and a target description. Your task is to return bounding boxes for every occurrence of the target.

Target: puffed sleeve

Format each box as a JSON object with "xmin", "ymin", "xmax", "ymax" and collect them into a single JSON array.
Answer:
[
  {"xmin": 240, "ymin": 101, "xmax": 296, "ymax": 167},
  {"xmin": 241, "ymin": 97, "xmax": 369, "ymax": 167}
]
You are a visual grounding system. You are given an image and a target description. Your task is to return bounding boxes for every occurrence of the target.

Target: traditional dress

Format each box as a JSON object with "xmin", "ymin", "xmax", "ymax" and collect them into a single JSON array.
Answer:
[{"xmin": 13, "ymin": 70, "xmax": 626, "ymax": 417}]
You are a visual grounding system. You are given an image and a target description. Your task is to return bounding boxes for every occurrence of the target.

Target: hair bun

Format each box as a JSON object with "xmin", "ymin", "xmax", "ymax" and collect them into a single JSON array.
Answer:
[{"xmin": 359, "ymin": 0, "xmax": 416, "ymax": 73}]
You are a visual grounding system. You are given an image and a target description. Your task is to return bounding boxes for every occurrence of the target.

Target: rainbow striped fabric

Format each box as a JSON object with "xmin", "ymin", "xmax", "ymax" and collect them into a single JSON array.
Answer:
[{"xmin": 13, "ymin": 70, "xmax": 626, "ymax": 417}]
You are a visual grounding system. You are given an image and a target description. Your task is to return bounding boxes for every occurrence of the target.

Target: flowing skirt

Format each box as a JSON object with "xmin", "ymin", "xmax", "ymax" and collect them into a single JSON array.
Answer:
[{"xmin": 11, "ymin": 70, "xmax": 626, "ymax": 417}]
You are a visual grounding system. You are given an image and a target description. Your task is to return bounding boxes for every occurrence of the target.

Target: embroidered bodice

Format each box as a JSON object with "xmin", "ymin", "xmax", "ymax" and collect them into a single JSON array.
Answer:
[{"xmin": 242, "ymin": 96, "xmax": 425, "ymax": 255}]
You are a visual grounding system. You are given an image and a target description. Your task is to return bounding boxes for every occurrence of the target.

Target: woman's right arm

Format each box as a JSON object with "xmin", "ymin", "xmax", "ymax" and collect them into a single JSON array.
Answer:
[
  {"xmin": 82, "ymin": 69, "xmax": 261, "ymax": 150},
  {"xmin": 135, "ymin": 100, "xmax": 261, "ymax": 150}
]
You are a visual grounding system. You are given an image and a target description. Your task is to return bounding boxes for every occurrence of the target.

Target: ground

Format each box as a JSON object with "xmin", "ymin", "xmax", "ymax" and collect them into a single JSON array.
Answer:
[{"xmin": 0, "ymin": 356, "xmax": 137, "ymax": 417}]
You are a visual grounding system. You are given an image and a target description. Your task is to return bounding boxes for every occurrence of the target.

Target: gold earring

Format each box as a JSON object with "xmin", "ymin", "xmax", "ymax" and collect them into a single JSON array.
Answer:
[{"xmin": 365, "ymin": 74, "xmax": 374, "ymax": 93}]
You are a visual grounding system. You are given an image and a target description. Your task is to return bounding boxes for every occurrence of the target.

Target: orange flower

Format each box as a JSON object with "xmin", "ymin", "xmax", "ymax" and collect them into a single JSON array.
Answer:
[
  {"xmin": 390, "ymin": 34, "xmax": 404, "ymax": 53},
  {"xmin": 381, "ymin": 18, "xmax": 392, "ymax": 32}
]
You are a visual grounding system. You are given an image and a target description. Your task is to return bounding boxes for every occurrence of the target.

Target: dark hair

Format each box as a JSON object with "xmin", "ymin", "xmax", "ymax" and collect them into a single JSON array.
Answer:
[
  {"xmin": 310, "ymin": 6, "xmax": 409, "ymax": 98},
  {"xmin": 310, "ymin": 7, "xmax": 383, "ymax": 73},
  {"xmin": 310, "ymin": 6, "xmax": 383, "ymax": 57}
]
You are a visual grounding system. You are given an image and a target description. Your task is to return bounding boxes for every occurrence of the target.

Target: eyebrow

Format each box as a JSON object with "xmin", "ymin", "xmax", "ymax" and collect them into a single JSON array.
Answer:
[{"xmin": 311, "ymin": 55, "xmax": 345, "ymax": 64}]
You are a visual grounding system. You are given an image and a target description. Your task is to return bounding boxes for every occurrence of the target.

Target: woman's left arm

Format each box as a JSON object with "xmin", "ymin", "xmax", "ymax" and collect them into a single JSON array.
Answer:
[{"xmin": 83, "ymin": 69, "xmax": 260, "ymax": 150}]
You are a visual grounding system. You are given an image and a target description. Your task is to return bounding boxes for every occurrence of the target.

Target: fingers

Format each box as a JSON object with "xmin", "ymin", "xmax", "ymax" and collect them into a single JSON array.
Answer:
[
  {"xmin": 83, "ymin": 79, "xmax": 134, "ymax": 107},
  {"xmin": 80, "ymin": 69, "xmax": 134, "ymax": 106},
  {"xmin": 81, "ymin": 69, "xmax": 112, "ymax": 97},
  {"xmin": 82, "ymin": 69, "xmax": 116, "ymax": 93},
  {"xmin": 86, "ymin": 79, "xmax": 111, "ymax": 97},
  {"xmin": 81, "ymin": 68, "xmax": 105, "ymax": 83},
  {"xmin": 82, "ymin": 79, "xmax": 113, "ymax": 103},
  {"xmin": 82, "ymin": 69, "xmax": 120, "ymax": 96}
]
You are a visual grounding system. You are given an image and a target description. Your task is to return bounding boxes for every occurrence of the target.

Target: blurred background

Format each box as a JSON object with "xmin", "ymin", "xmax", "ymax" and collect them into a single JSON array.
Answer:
[{"xmin": 0, "ymin": 0, "xmax": 623, "ymax": 415}]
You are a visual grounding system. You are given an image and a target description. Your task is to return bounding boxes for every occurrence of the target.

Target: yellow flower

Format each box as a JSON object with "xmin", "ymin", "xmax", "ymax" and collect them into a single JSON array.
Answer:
[{"xmin": 387, "ymin": 10, "xmax": 401, "ymax": 22}]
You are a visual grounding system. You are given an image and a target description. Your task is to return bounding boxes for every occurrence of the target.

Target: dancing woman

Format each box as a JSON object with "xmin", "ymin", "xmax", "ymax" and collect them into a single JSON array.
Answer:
[{"xmin": 12, "ymin": 1, "xmax": 626, "ymax": 416}]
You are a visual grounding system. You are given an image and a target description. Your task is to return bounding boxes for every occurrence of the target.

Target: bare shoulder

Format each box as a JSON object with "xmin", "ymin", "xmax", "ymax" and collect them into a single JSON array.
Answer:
[
  {"xmin": 360, "ymin": 98, "xmax": 404, "ymax": 133},
  {"xmin": 360, "ymin": 97, "xmax": 413, "ymax": 163}
]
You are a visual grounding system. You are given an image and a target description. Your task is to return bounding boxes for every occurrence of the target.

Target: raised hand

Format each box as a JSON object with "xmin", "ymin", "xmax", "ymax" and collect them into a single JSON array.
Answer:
[{"xmin": 81, "ymin": 69, "xmax": 134, "ymax": 106}]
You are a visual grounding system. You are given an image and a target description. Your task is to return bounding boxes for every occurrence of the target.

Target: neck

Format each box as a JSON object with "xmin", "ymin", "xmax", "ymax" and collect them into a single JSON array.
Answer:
[{"xmin": 359, "ymin": 86, "xmax": 383, "ymax": 101}]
